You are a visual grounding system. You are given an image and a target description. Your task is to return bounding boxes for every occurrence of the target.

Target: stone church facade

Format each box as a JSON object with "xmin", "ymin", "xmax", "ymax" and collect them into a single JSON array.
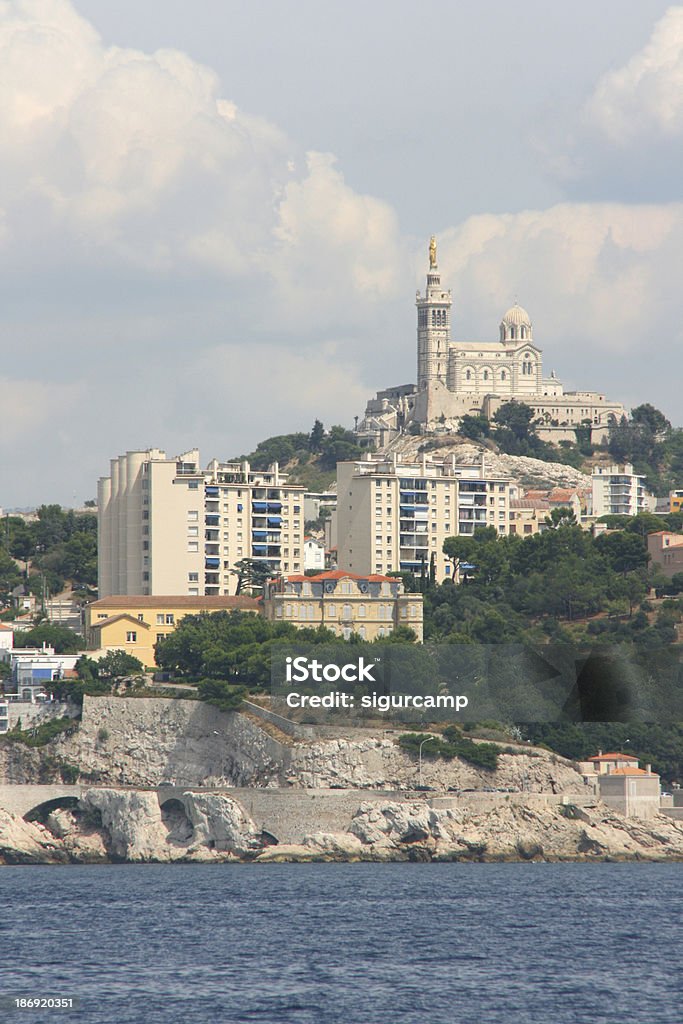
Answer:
[{"xmin": 360, "ymin": 239, "xmax": 625, "ymax": 446}]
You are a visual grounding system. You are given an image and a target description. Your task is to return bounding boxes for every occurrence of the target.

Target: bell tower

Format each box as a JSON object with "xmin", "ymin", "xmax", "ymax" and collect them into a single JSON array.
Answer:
[{"xmin": 416, "ymin": 236, "xmax": 452, "ymax": 388}]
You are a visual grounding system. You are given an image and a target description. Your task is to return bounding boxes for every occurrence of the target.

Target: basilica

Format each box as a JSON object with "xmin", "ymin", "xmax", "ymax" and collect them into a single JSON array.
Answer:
[{"xmin": 359, "ymin": 238, "xmax": 625, "ymax": 446}]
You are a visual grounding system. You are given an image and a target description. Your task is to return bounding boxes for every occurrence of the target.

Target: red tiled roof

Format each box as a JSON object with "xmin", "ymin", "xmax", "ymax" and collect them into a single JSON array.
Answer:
[
  {"xmin": 90, "ymin": 613, "xmax": 151, "ymax": 630},
  {"xmin": 611, "ymin": 767, "xmax": 650, "ymax": 775},
  {"xmin": 280, "ymin": 569, "xmax": 395, "ymax": 584},
  {"xmin": 90, "ymin": 595, "xmax": 261, "ymax": 610},
  {"xmin": 587, "ymin": 752, "xmax": 638, "ymax": 762}
]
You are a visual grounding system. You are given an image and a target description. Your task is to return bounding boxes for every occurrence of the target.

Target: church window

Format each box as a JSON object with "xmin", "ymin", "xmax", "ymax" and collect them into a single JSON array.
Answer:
[
  {"xmin": 483, "ymin": 370, "xmax": 489, "ymax": 381},
  {"xmin": 501, "ymin": 371, "xmax": 506, "ymax": 380},
  {"xmin": 510, "ymin": 327, "xmax": 516, "ymax": 339},
  {"xmin": 431, "ymin": 310, "xmax": 436, "ymax": 325},
  {"xmin": 521, "ymin": 326, "xmax": 526, "ymax": 339},
  {"xmin": 466, "ymin": 370, "xmax": 471, "ymax": 381}
]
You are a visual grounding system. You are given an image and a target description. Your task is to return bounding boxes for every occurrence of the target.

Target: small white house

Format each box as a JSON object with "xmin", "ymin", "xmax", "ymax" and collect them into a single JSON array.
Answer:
[{"xmin": 303, "ymin": 537, "xmax": 326, "ymax": 573}]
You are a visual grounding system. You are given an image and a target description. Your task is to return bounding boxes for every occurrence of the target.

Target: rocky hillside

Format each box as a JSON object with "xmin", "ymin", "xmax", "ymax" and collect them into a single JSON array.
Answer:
[{"xmin": 383, "ymin": 433, "xmax": 591, "ymax": 490}]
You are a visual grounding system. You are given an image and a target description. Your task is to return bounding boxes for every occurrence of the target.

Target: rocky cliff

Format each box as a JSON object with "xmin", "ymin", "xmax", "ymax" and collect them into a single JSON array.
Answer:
[
  {"xmin": 1, "ymin": 696, "xmax": 681, "ymax": 865},
  {"xmin": 0, "ymin": 696, "xmax": 587, "ymax": 795},
  {"xmin": 2, "ymin": 788, "xmax": 683, "ymax": 865}
]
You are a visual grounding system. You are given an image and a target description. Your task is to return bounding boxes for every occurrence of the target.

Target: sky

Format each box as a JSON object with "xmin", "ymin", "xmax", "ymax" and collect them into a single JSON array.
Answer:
[{"xmin": 1, "ymin": 0, "xmax": 682, "ymax": 505}]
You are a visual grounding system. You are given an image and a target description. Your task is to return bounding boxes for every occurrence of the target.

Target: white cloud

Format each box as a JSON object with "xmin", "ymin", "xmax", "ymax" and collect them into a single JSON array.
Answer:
[
  {"xmin": 0, "ymin": 0, "xmax": 402, "ymax": 315},
  {"xmin": 585, "ymin": 6, "xmax": 683, "ymax": 145},
  {"xmin": 428, "ymin": 200, "xmax": 683, "ymax": 432}
]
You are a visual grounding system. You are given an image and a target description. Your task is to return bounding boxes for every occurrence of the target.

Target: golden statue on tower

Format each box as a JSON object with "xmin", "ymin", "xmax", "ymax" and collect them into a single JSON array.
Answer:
[{"xmin": 429, "ymin": 235, "xmax": 437, "ymax": 269}]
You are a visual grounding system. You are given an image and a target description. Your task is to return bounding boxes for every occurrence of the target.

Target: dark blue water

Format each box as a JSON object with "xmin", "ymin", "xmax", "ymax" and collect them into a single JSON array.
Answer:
[{"xmin": 0, "ymin": 863, "xmax": 680, "ymax": 1024}]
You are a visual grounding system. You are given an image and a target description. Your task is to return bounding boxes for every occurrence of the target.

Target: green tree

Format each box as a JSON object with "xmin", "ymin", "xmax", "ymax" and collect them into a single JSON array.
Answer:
[
  {"xmin": 631, "ymin": 403, "xmax": 671, "ymax": 438},
  {"xmin": 544, "ymin": 506, "xmax": 578, "ymax": 529},
  {"xmin": 458, "ymin": 414, "xmax": 490, "ymax": 440},
  {"xmin": 309, "ymin": 419, "xmax": 325, "ymax": 453},
  {"xmin": 231, "ymin": 558, "xmax": 275, "ymax": 596},
  {"xmin": 13, "ymin": 623, "xmax": 82, "ymax": 654}
]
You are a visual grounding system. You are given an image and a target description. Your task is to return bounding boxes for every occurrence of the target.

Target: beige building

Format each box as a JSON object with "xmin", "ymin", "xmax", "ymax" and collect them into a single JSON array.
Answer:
[
  {"xmin": 360, "ymin": 239, "xmax": 625, "ymax": 446},
  {"xmin": 578, "ymin": 751, "xmax": 641, "ymax": 776},
  {"xmin": 263, "ymin": 569, "xmax": 423, "ymax": 641},
  {"xmin": 597, "ymin": 767, "xmax": 661, "ymax": 820},
  {"xmin": 591, "ymin": 463, "xmax": 651, "ymax": 518},
  {"xmin": 336, "ymin": 452, "xmax": 513, "ymax": 581},
  {"xmin": 647, "ymin": 531, "xmax": 683, "ymax": 578},
  {"xmin": 578, "ymin": 750, "xmax": 661, "ymax": 819},
  {"xmin": 86, "ymin": 594, "xmax": 261, "ymax": 667},
  {"xmin": 98, "ymin": 449, "xmax": 306, "ymax": 597}
]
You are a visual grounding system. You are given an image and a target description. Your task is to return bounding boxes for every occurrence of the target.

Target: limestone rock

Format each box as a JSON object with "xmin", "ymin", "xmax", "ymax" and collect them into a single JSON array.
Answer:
[
  {"xmin": 182, "ymin": 792, "xmax": 261, "ymax": 856},
  {"xmin": 0, "ymin": 809, "xmax": 66, "ymax": 864}
]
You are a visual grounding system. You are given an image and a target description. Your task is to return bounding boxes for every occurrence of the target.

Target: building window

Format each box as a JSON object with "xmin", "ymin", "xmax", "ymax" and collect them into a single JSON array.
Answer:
[
  {"xmin": 126, "ymin": 631, "xmax": 137, "ymax": 643},
  {"xmin": 188, "ymin": 573, "xmax": 199, "ymax": 582},
  {"xmin": 187, "ymin": 526, "xmax": 198, "ymax": 537},
  {"xmin": 188, "ymin": 511, "xmax": 198, "ymax": 521},
  {"xmin": 328, "ymin": 604, "xmax": 336, "ymax": 618},
  {"xmin": 156, "ymin": 614, "xmax": 164, "ymax": 624},
  {"xmin": 166, "ymin": 614, "xmax": 175, "ymax": 625},
  {"xmin": 188, "ymin": 542, "xmax": 198, "ymax": 552},
  {"xmin": 188, "ymin": 481, "xmax": 199, "ymax": 490}
]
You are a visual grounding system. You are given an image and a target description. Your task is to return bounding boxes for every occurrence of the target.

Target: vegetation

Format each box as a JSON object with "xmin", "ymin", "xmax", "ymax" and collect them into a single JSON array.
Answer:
[
  {"xmin": 522, "ymin": 722, "xmax": 683, "ymax": 785},
  {"xmin": 0, "ymin": 505, "xmax": 97, "ymax": 604},
  {"xmin": 237, "ymin": 421, "xmax": 370, "ymax": 492},
  {"xmin": 399, "ymin": 727, "xmax": 501, "ymax": 770},
  {"xmin": 154, "ymin": 610, "xmax": 338, "ymax": 686},
  {"xmin": 51, "ymin": 651, "xmax": 144, "ymax": 706},
  {"xmin": 13, "ymin": 623, "xmax": 83, "ymax": 654},
  {"xmin": 430, "ymin": 519, "xmax": 678, "ymax": 645},
  {"xmin": 196, "ymin": 679, "xmax": 248, "ymax": 713},
  {"xmin": 3, "ymin": 716, "xmax": 78, "ymax": 747}
]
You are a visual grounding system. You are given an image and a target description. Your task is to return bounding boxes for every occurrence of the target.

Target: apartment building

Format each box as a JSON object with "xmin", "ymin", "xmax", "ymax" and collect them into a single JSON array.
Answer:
[
  {"xmin": 336, "ymin": 453, "xmax": 513, "ymax": 581},
  {"xmin": 263, "ymin": 569, "xmax": 423, "ymax": 641},
  {"xmin": 591, "ymin": 463, "xmax": 650, "ymax": 518},
  {"xmin": 98, "ymin": 449, "xmax": 306, "ymax": 597}
]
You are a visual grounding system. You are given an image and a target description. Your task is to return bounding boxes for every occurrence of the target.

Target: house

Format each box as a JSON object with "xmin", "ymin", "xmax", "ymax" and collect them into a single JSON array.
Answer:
[
  {"xmin": 263, "ymin": 569, "xmax": 423, "ymax": 642},
  {"xmin": 579, "ymin": 750, "xmax": 661, "ymax": 819},
  {"xmin": 647, "ymin": 531, "xmax": 683, "ymax": 579},
  {"xmin": 85, "ymin": 594, "xmax": 261, "ymax": 667}
]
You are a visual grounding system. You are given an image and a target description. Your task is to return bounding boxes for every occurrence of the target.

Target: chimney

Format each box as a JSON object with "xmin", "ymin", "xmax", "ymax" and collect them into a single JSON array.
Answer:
[
  {"xmin": 646, "ymin": 763, "xmax": 652, "ymax": 775},
  {"xmin": 598, "ymin": 749, "xmax": 603, "ymax": 757}
]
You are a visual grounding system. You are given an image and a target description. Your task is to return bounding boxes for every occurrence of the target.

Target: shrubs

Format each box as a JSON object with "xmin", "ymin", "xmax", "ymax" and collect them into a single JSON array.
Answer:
[
  {"xmin": 399, "ymin": 727, "xmax": 501, "ymax": 770},
  {"xmin": 4, "ymin": 716, "xmax": 78, "ymax": 747}
]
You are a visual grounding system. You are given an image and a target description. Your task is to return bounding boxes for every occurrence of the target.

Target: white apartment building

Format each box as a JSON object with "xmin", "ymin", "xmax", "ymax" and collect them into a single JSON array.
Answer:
[
  {"xmin": 591, "ymin": 463, "xmax": 649, "ymax": 518},
  {"xmin": 98, "ymin": 449, "xmax": 306, "ymax": 597},
  {"xmin": 336, "ymin": 453, "xmax": 513, "ymax": 582}
]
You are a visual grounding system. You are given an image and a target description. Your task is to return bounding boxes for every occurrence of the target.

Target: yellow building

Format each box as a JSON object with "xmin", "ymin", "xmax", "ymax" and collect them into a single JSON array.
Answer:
[
  {"xmin": 263, "ymin": 569, "xmax": 423, "ymax": 642},
  {"xmin": 670, "ymin": 489, "xmax": 683, "ymax": 514},
  {"xmin": 86, "ymin": 595, "xmax": 261, "ymax": 667}
]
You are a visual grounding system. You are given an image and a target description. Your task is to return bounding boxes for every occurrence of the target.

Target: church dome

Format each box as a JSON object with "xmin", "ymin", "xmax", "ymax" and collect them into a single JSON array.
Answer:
[
  {"xmin": 500, "ymin": 302, "xmax": 532, "ymax": 342},
  {"xmin": 501, "ymin": 303, "xmax": 532, "ymax": 328}
]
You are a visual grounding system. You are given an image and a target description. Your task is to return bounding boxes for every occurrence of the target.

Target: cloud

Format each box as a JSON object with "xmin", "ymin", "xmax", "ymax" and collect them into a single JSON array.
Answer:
[
  {"xmin": 541, "ymin": 6, "xmax": 683, "ymax": 200},
  {"xmin": 435, "ymin": 201, "xmax": 683, "ymax": 413},
  {"xmin": 585, "ymin": 6, "xmax": 683, "ymax": 145},
  {"xmin": 0, "ymin": 0, "xmax": 402, "ymax": 316}
]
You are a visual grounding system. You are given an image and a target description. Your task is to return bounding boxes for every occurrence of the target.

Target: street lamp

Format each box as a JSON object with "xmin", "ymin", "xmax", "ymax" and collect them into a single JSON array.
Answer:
[{"xmin": 418, "ymin": 736, "xmax": 432, "ymax": 789}]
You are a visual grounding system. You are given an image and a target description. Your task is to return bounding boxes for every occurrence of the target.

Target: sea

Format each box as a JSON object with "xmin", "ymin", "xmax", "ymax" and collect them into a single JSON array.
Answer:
[{"xmin": 0, "ymin": 862, "xmax": 680, "ymax": 1024}]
